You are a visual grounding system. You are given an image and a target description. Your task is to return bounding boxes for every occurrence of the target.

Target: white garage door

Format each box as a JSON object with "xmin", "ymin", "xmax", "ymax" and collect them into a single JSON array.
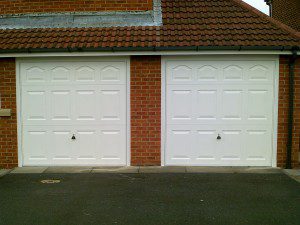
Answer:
[
  {"xmin": 165, "ymin": 58, "xmax": 276, "ymax": 166},
  {"xmin": 20, "ymin": 59, "xmax": 127, "ymax": 166}
]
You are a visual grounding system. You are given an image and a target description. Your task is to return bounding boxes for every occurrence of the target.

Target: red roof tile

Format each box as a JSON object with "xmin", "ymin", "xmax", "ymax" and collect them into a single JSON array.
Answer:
[
  {"xmin": 272, "ymin": 0, "xmax": 300, "ymax": 32},
  {"xmin": 0, "ymin": 0, "xmax": 299, "ymax": 52}
]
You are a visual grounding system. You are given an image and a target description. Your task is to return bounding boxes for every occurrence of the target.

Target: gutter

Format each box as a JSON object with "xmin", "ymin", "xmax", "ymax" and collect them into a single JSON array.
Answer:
[
  {"xmin": 0, "ymin": 45, "xmax": 296, "ymax": 54},
  {"xmin": 286, "ymin": 48, "xmax": 298, "ymax": 169}
]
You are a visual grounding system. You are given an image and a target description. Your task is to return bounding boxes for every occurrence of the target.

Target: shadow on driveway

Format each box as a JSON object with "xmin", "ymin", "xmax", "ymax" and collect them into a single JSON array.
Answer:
[{"xmin": 0, "ymin": 173, "xmax": 300, "ymax": 225}]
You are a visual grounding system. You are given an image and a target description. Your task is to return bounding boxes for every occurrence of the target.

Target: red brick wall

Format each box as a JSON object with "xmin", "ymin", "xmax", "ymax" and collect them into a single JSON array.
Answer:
[
  {"xmin": 0, "ymin": 0, "xmax": 153, "ymax": 15},
  {"xmin": 130, "ymin": 56, "xmax": 161, "ymax": 166},
  {"xmin": 1, "ymin": 55, "xmax": 299, "ymax": 169},
  {"xmin": 0, "ymin": 58, "xmax": 17, "ymax": 169},
  {"xmin": 272, "ymin": 0, "xmax": 300, "ymax": 31},
  {"xmin": 277, "ymin": 56, "xmax": 300, "ymax": 168}
]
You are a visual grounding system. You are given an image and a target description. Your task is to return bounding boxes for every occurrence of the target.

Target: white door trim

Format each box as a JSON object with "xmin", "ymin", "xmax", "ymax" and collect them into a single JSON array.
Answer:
[
  {"xmin": 161, "ymin": 55, "xmax": 279, "ymax": 167},
  {"xmin": 16, "ymin": 59, "xmax": 22, "ymax": 167},
  {"xmin": 161, "ymin": 57, "xmax": 166, "ymax": 166},
  {"xmin": 16, "ymin": 57, "xmax": 131, "ymax": 167},
  {"xmin": 272, "ymin": 57, "xmax": 279, "ymax": 167},
  {"xmin": 126, "ymin": 58, "xmax": 131, "ymax": 166}
]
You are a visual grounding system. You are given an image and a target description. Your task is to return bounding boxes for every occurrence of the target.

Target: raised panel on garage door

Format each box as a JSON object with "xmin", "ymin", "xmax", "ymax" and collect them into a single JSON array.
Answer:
[
  {"xmin": 219, "ymin": 128, "xmax": 243, "ymax": 162},
  {"xmin": 165, "ymin": 59, "xmax": 275, "ymax": 166},
  {"xmin": 195, "ymin": 89, "xmax": 218, "ymax": 122},
  {"xmin": 221, "ymin": 89, "xmax": 243, "ymax": 122},
  {"xmin": 50, "ymin": 129, "xmax": 73, "ymax": 162},
  {"xmin": 99, "ymin": 85, "xmax": 126, "ymax": 124},
  {"xmin": 167, "ymin": 87, "xmax": 193, "ymax": 124},
  {"xmin": 22, "ymin": 86, "xmax": 48, "ymax": 125},
  {"xmin": 73, "ymin": 128, "xmax": 98, "ymax": 162},
  {"xmin": 98, "ymin": 125, "xmax": 126, "ymax": 165},
  {"xmin": 50, "ymin": 87, "xmax": 72, "ymax": 124},
  {"xmin": 166, "ymin": 126, "xmax": 193, "ymax": 164},
  {"xmin": 23, "ymin": 127, "xmax": 49, "ymax": 164},
  {"xmin": 244, "ymin": 127, "xmax": 272, "ymax": 163},
  {"xmin": 74, "ymin": 87, "xmax": 98, "ymax": 124},
  {"xmin": 194, "ymin": 126, "xmax": 219, "ymax": 164},
  {"xmin": 20, "ymin": 59, "xmax": 127, "ymax": 166}
]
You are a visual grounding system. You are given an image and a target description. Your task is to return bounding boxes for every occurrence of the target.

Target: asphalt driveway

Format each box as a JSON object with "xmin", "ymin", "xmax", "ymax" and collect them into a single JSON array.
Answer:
[{"xmin": 0, "ymin": 172, "xmax": 299, "ymax": 225}]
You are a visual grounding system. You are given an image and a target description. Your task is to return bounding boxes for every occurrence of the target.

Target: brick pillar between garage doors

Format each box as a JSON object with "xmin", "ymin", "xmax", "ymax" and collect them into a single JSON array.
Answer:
[
  {"xmin": 0, "ymin": 58, "xmax": 18, "ymax": 169},
  {"xmin": 130, "ymin": 56, "xmax": 161, "ymax": 166},
  {"xmin": 277, "ymin": 56, "xmax": 300, "ymax": 168}
]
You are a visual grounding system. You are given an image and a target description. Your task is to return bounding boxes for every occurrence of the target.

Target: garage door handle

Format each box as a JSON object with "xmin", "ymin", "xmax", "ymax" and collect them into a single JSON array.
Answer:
[
  {"xmin": 71, "ymin": 134, "xmax": 76, "ymax": 140},
  {"xmin": 217, "ymin": 134, "xmax": 221, "ymax": 140}
]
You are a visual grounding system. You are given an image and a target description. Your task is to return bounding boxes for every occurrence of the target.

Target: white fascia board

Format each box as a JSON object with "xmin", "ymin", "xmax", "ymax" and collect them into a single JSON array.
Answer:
[{"xmin": 0, "ymin": 50, "xmax": 297, "ymax": 58}]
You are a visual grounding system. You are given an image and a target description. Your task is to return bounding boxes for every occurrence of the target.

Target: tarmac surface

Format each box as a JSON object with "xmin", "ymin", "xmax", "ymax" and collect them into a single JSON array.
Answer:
[{"xmin": 0, "ymin": 172, "xmax": 299, "ymax": 225}]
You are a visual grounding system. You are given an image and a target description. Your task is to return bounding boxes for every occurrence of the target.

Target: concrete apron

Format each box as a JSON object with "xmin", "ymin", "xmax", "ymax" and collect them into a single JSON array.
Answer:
[
  {"xmin": 0, "ymin": 169, "xmax": 12, "ymax": 177},
  {"xmin": 283, "ymin": 169, "xmax": 300, "ymax": 183},
  {"xmin": 6, "ymin": 166, "xmax": 283, "ymax": 174}
]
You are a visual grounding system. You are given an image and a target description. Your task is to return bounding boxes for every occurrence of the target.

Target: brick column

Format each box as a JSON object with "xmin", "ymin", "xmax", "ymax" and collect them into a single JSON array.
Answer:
[
  {"xmin": 277, "ymin": 56, "xmax": 300, "ymax": 168},
  {"xmin": 0, "ymin": 58, "xmax": 17, "ymax": 169},
  {"xmin": 130, "ymin": 56, "xmax": 161, "ymax": 166}
]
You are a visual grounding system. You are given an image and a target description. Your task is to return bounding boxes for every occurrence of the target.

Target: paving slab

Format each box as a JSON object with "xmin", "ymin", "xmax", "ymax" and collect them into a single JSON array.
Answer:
[
  {"xmin": 284, "ymin": 169, "xmax": 300, "ymax": 176},
  {"xmin": 44, "ymin": 167, "xmax": 92, "ymax": 173},
  {"xmin": 284, "ymin": 169, "xmax": 300, "ymax": 183},
  {"xmin": 10, "ymin": 167, "xmax": 48, "ymax": 174},
  {"xmin": 92, "ymin": 166, "xmax": 139, "ymax": 173},
  {"xmin": 235, "ymin": 167, "xmax": 281, "ymax": 174},
  {"xmin": 185, "ymin": 166, "xmax": 280, "ymax": 174},
  {"xmin": 139, "ymin": 166, "xmax": 186, "ymax": 173},
  {"xmin": 0, "ymin": 169, "xmax": 11, "ymax": 177},
  {"xmin": 186, "ymin": 166, "xmax": 236, "ymax": 173}
]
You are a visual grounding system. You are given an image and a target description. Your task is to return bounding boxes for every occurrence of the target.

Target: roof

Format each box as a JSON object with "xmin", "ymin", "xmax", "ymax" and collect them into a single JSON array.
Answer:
[
  {"xmin": 0, "ymin": 0, "xmax": 300, "ymax": 52},
  {"xmin": 272, "ymin": 0, "xmax": 300, "ymax": 32}
]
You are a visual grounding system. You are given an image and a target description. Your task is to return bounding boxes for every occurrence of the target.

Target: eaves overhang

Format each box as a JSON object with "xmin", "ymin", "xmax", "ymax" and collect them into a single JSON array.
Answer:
[{"xmin": 0, "ymin": 46, "xmax": 299, "ymax": 57}]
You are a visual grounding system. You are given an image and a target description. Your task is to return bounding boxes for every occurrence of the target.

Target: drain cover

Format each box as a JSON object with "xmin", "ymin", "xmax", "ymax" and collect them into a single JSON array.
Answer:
[{"xmin": 40, "ymin": 179, "xmax": 61, "ymax": 184}]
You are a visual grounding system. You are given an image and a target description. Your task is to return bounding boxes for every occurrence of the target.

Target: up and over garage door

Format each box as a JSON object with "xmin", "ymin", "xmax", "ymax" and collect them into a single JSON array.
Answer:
[
  {"xmin": 20, "ymin": 58, "xmax": 128, "ymax": 166},
  {"xmin": 19, "ymin": 56, "xmax": 277, "ymax": 167},
  {"xmin": 165, "ymin": 57, "xmax": 277, "ymax": 166}
]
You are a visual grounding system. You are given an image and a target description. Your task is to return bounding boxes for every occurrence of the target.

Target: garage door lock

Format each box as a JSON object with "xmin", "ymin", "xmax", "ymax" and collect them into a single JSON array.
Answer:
[
  {"xmin": 217, "ymin": 134, "xmax": 221, "ymax": 140},
  {"xmin": 71, "ymin": 134, "xmax": 76, "ymax": 140}
]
